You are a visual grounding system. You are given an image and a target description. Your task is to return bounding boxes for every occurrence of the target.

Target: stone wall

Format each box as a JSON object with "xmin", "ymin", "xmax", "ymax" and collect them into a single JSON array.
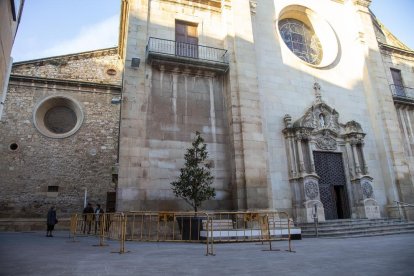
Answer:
[
  {"xmin": 118, "ymin": 0, "xmax": 235, "ymax": 212},
  {"xmin": 379, "ymin": 45, "xmax": 414, "ymax": 217},
  {"xmin": 0, "ymin": 49, "xmax": 122, "ymax": 218},
  {"xmin": 0, "ymin": 0, "xmax": 18, "ymax": 119},
  {"xmin": 0, "ymin": 79, "xmax": 121, "ymax": 218},
  {"xmin": 146, "ymin": 69, "xmax": 232, "ymax": 210},
  {"xmin": 11, "ymin": 48, "xmax": 122, "ymax": 85}
]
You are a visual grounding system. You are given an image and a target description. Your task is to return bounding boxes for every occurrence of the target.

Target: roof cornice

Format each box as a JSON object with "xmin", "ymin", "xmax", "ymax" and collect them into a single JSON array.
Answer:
[
  {"xmin": 9, "ymin": 74, "xmax": 121, "ymax": 92},
  {"xmin": 12, "ymin": 47, "xmax": 118, "ymax": 67},
  {"xmin": 378, "ymin": 42, "xmax": 414, "ymax": 58}
]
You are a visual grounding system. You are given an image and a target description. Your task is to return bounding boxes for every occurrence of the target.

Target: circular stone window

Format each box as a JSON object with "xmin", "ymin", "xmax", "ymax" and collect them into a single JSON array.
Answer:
[
  {"xmin": 9, "ymin": 143, "xmax": 19, "ymax": 151},
  {"xmin": 33, "ymin": 96, "xmax": 84, "ymax": 138},
  {"xmin": 106, "ymin": 68, "xmax": 117, "ymax": 76},
  {"xmin": 279, "ymin": 18, "xmax": 322, "ymax": 65},
  {"xmin": 277, "ymin": 5, "xmax": 339, "ymax": 68}
]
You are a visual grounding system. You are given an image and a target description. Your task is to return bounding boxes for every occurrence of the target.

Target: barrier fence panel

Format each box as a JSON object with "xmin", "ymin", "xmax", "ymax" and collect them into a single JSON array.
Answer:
[
  {"xmin": 69, "ymin": 210, "xmax": 295, "ymax": 256},
  {"xmin": 69, "ymin": 214, "xmax": 78, "ymax": 241},
  {"xmin": 124, "ymin": 211, "xmax": 209, "ymax": 242}
]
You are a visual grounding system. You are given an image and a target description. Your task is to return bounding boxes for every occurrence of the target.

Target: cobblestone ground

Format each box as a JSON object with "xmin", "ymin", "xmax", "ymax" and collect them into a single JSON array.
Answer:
[{"xmin": 0, "ymin": 232, "xmax": 413, "ymax": 276}]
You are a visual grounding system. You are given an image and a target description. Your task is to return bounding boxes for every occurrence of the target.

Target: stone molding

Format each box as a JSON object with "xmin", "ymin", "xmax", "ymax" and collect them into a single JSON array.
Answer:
[
  {"xmin": 249, "ymin": 0, "xmax": 257, "ymax": 14},
  {"xmin": 12, "ymin": 47, "xmax": 118, "ymax": 67},
  {"xmin": 160, "ymin": 0, "xmax": 222, "ymax": 12},
  {"xmin": 9, "ymin": 75, "xmax": 122, "ymax": 93},
  {"xmin": 378, "ymin": 43, "xmax": 414, "ymax": 59},
  {"xmin": 352, "ymin": 0, "xmax": 371, "ymax": 8}
]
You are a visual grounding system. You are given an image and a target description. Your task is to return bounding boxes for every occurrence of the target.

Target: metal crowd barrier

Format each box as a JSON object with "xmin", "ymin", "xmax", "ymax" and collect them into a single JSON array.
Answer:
[
  {"xmin": 69, "ymin": 212, "xmax": 128, "ymax": 253},
  {"xmin": 125, "ymin": 211, "xmax": 209, "ymax": 242},
  {"xmin": 69, "ymin": 210, "xmax": 295, "ymax": 256},
  {"xmin": 202, "ymin": 211, "xmax": 294, "ymax": 255}
]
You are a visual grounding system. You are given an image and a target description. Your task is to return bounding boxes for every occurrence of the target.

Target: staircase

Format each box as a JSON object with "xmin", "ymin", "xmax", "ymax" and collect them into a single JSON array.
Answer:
[{"xmin": 299, "ymin": 219, "xmax": 414, "ymax": 238}]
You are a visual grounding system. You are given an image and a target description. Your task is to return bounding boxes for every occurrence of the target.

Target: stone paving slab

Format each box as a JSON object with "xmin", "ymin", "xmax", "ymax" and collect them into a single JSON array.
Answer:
[{"xmin": 0, "ymin": 231, "xmax": 413, "ymax": 276}]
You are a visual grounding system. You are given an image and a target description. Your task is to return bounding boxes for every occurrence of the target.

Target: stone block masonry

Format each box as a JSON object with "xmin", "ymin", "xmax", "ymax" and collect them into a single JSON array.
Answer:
[{"xmin": 0, "ymin": 48, "xmax": 122, "ymax": 218}]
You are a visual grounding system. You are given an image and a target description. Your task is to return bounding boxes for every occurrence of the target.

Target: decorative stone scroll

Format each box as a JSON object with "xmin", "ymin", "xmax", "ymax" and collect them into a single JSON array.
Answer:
[
  {"xmin": 304, "ymin": 180, "xmax": 319, "ymax": 200},
  {"xmin": 361, "ymin": 180, "xmax": 374, "ymax": 198},
  {"xmin": 316, "ymin": 131, "xmax": 337, "ymax": 150}
]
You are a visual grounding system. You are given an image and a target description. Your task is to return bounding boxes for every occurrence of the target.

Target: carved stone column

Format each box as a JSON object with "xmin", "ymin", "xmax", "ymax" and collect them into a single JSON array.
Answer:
[
  {"xmin": 308, "ymin": 142, "xmax": 316, "ymax": 173},
  {"xmin": 359, "ymin": 141, "xmax": 369, "ymax": 174},
  {"xmin": 296, "ymin": 136, "xmax": 306, "ymax": 174},
  {"xmin": 350, "ymin": 139, "xmax": 362, "ymax": 176}
]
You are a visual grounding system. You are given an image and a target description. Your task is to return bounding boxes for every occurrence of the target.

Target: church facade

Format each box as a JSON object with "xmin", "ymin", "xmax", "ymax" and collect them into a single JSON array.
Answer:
[{"xmin": 1, "ymin": 0, "xmax": 414, "ymax": 222}]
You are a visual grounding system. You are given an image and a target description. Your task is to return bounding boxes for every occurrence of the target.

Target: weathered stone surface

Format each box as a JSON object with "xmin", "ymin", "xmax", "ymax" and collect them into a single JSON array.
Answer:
[
  {"xmin": 2, "ymin": 0, "xmax": 414, "ymax": 222},
  {"xmin": 11, "ymin": 48, "xmax": 122, "ymax": 85},
  {"xmin": 0, "ymin": 50, "xmax": 122, "ymax": 218}
]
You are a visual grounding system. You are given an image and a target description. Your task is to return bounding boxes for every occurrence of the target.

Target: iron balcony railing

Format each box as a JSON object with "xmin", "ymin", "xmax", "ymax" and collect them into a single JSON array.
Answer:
[
  {"xmin": 146, "ymin": 37, "xmax": 229, "ymax": 65},
  {"xmin": 390, "ymin": 84, "xmax": 414, "ymax": 100}
]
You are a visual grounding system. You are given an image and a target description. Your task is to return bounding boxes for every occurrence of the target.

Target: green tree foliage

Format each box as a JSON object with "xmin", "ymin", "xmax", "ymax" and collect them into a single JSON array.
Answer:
[{"xmin": 171, "ymin": 131, "xmax": 215, "ymax": 212}]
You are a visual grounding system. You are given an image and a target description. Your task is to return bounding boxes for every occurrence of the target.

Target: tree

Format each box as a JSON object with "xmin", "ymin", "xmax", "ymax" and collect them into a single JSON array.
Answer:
[{"xmin": 171, "ymin": 131, "xmax": 216, "ymax": 212}]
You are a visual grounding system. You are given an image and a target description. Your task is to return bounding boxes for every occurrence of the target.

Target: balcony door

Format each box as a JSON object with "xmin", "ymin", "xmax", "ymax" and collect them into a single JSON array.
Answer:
[
  {"xmin": 391, "ymin": 68, "xmax": 405, "ymax": 96},
  {"xmin": 175, "ymin": 20, "xmax": 198, "ymax": 58}
]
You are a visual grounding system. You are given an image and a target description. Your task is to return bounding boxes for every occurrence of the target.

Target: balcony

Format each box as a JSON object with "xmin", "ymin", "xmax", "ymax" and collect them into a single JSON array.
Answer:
[
  {"xmin": 390, "ymin": 84, "xmax": 414, "ymax": 105},
  {"xmin": 146, "ymin": 37, "xmax": 229, "ymax": 72}
]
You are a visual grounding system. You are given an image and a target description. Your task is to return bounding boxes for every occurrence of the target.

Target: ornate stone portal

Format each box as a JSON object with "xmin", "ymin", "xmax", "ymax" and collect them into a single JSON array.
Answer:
[{"xmin": 282, "ymin": 83, "xmax": 380, "ymax": 222}]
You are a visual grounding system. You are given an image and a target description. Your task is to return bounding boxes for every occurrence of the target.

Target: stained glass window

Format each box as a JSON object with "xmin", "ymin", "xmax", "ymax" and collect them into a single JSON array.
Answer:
[{"xmin": 279, "ymin": 19, "xmax": 323, "ymax": 65}]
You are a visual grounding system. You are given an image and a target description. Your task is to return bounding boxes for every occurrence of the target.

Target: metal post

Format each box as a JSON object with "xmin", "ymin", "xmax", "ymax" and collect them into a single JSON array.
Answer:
[
  {"xmin": 313, "ymin": 204, "xmax": 319, "ymax": 237},
  {"xmin": 397, "ymin": 201, "xmax": 403, "ymax": 222}
]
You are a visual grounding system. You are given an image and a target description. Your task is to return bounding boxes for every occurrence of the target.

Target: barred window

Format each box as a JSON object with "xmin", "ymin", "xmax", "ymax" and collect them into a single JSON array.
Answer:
[{"xmin": 48, "ymin": 186, "xmax": 59, "ymax": 193}]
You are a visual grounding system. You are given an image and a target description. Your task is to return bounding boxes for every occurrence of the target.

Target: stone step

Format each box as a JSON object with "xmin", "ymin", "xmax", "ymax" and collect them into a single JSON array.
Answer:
[
  {"xmin": 300, "ymin": 222, "xmax": 414, "ymax": 232},
  {"xmin": 301, "ymin": 224, "xmax": 414, "ymax": 235},
  {"xmin": 299, "ymin": 218, "xmax": 414, "ymax": 238},
  {"xmin": 302, "ymin": 227, "xmax": 414, "ymax": 238},
  {"xmin": 298, "ymin": 219, "xmax": 409, "ymax": 229}
]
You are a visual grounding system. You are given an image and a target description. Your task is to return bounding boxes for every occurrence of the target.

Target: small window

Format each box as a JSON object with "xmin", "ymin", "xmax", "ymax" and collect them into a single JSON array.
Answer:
[
  {"xmin": 48, "ymin": 186, "xmax": 59, "ymax": 193},
  {"xmin": 9, "ymin": 143, "xmax": 18, "ymax": 151},
  {"xmin": 106, "ymin": 68, "xmax": 117, "ymax": 76}
]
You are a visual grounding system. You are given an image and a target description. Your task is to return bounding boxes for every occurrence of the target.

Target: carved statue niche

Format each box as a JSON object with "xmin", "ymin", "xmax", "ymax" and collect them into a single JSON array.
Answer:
[{"xmin": 294, "ymin": 102, "xmax": 340, "ymax": 133}]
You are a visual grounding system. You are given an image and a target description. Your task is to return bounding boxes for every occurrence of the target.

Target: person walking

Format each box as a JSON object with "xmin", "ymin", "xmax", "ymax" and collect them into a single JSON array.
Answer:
[
  {"xmin": 94, "ymin": 204, "xmax": 104, "ymax": 234},
  {"xmin": 46, "ymin": 206, "xmax": 58, "ymax": 237},
  {"xmin": 83, "ymin": 202, "xmax": 94, "ymax": 234}
]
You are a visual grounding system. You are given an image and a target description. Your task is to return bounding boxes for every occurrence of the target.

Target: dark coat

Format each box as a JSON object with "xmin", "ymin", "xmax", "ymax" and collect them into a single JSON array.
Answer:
[
  {"xmin": 83, "ymin": 205, "xmax": 94, "ymax": 222},
  {"xmin": 83, "ymin": 205, "xmax": 94, "ymax": 214},
  {"xmin": 47, "ymin": 208, "xmax": 58, "ymax": 225}
]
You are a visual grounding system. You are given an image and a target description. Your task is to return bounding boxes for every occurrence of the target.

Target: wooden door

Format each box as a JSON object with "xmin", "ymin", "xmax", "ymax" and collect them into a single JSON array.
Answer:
[{"xmin": 175, "ymin": 20, "xmax": 198, "ymax": 58}]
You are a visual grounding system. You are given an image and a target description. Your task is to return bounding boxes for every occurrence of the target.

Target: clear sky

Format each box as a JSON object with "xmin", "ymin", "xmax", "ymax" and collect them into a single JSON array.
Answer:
[
  {"xmin": 11, "ymin": 0, "xmax": 414, "ymax": 62},
  {"xmin": 370, "ymin": 0, "xmax": 414, "ymax": 49},
  {"xmin": 12, "ymin": 0, "xmax": 120, "ymax": 62}
]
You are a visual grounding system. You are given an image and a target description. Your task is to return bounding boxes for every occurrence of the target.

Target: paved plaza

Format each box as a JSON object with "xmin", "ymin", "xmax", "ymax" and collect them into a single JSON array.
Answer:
[{"xmin": 0, "ymin": 231, "xmax": 413, "ymax": 276}]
